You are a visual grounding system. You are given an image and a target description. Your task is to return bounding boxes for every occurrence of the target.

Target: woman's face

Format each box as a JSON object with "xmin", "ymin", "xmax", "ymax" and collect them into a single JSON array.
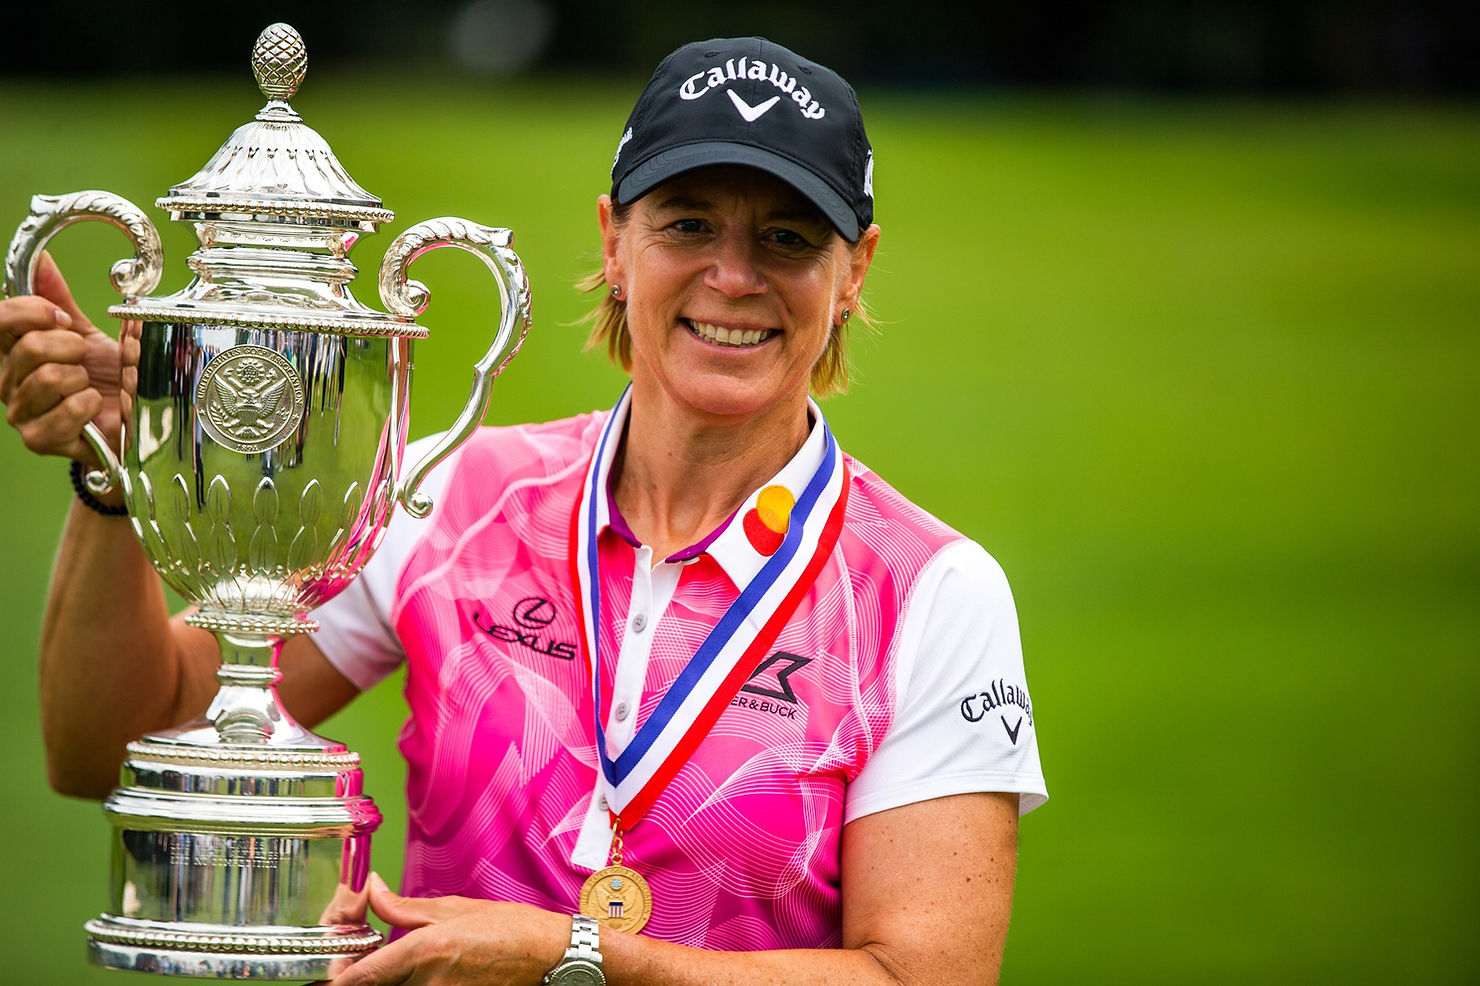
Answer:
[{"xmin": 600, "ymin": 166, "xmax": 878, "ymax": 424}]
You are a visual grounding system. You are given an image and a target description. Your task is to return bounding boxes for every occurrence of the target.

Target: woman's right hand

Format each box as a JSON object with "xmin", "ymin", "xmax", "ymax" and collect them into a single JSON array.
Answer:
[{"xmin": 0, "ymin": 251, "xmax": 122, "ymax": 469}]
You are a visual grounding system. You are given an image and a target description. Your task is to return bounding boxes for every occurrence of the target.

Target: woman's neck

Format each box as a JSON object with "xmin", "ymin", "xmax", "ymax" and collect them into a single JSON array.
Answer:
[{"xmin": 612, "ymin": 383, "xmax": 811, "ymax": 563}]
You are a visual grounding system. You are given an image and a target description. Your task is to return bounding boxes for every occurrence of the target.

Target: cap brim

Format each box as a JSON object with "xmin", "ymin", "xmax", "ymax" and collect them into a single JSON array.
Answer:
[{"xmin": 615, "ymin": 142, "xmax": 861, "ymax": 242}]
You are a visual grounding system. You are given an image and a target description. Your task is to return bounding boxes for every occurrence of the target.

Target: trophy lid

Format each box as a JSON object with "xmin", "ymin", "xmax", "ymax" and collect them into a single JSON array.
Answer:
[{"xmin": 159, "ymin": 23, "xmax": 394, "ymax": 228}]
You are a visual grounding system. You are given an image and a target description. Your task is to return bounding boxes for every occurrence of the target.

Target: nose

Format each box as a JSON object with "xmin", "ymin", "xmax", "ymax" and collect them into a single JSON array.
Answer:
[{"xmin": 703, "ymin": 231, "xmax": 766, "ymax": 298}]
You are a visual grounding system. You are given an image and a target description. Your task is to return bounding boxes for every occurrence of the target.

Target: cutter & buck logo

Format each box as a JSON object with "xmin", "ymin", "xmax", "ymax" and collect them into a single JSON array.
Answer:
[
  {"xmin": 679, "ymin": 56, "xmax": 827, "ymax": 120},
  {"xmin": 731, "ymin": 651, "xmax": 813, "ymax": 719}
]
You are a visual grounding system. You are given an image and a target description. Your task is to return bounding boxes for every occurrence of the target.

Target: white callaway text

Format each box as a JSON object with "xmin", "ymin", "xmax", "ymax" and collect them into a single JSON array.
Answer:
[{"xmin": 679, "ymin": 56, "xmax": 827, "ymax": 120}]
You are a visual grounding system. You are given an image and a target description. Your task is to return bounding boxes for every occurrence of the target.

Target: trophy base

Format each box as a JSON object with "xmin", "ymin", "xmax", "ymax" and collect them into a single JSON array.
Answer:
[
  {"xmin": 86, "ymin": 915, "xmax": 380, "ymax": 979},
  {"xmin": 94, "ymin": 728, "xmax": 383, "ymax": 979}
]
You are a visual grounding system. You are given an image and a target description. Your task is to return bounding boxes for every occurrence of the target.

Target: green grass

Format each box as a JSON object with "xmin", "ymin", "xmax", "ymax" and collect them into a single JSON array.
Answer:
[{"xmin": 0, "ymin": 75, "xmax": 1476, "ymax": 984}]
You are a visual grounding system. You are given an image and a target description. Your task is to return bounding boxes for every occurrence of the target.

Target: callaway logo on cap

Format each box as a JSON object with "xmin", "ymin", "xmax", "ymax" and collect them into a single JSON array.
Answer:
[{"xmin": 610, "ymin": 37, "xmax": 874, "ymax": 241}]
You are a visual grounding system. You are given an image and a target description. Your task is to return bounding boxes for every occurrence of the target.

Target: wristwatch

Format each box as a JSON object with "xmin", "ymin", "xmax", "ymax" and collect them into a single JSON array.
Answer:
[{"xmin": 544, "ymin": 914, "xmax": 606, "ymax": 985}]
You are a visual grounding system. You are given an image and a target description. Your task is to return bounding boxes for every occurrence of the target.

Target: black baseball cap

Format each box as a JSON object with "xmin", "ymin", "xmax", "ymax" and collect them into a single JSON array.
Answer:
[{"xmin": 610, "ymin": 37, "xmax": 874, "ymax": 241}]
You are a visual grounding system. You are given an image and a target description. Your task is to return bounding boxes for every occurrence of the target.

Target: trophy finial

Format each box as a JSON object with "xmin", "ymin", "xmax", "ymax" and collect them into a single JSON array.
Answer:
[
  {"xmin": 164, "ymin": 18, "xmax": 387, "ymax": 224},
  {"xmin": 252, "ymin": 23, "xmax": 307, "ymax": 103}
]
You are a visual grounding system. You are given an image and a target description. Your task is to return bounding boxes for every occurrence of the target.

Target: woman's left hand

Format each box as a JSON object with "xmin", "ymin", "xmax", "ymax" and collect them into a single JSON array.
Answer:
[{"xmin": 316, "ymin": 873, "xmax": 568, "ymax": 986}]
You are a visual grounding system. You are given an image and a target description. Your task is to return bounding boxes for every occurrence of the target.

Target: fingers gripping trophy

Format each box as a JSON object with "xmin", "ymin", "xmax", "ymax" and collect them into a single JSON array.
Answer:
[{"xmin": 3, "ymin": 23, "xmax": 531, "ymax": 979}]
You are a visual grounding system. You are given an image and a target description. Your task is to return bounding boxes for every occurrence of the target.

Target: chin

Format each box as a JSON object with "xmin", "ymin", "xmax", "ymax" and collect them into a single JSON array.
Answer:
[
  {"xmin": 632, "ymin": 347, "xmax": 812, "ymax": 424},
  {"xmin": 671, "ymin": 376, "xmax": 797, "ymax": 422},
  {"xmin": 683, "ymin": 390, "xmax": 773, "ymax": 421}
]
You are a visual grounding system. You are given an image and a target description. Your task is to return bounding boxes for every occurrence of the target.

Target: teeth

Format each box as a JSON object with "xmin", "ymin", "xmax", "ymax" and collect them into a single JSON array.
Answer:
[{"xmin": 689, "ymin": 320, "xmax": 773, "ymax": 347}]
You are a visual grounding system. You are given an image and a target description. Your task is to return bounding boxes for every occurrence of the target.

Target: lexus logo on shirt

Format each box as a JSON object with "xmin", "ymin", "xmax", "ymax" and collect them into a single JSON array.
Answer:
[
  {"xmin": 472, "ymin": 596, "xmax": 577, "ymax": 660},
  {"xmin": 513, "ymin": 596, "xmax": 556, "ymax": 629}
]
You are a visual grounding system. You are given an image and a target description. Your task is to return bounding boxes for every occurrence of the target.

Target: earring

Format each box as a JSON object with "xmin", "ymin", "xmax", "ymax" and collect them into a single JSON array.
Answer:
[
  {"xmin": 839, "ymin": 308, "xmax": 851, "ymax": 324},
  {"xmin": 610, "ymin": 284, "xmax": 623, "ymax": 299}
]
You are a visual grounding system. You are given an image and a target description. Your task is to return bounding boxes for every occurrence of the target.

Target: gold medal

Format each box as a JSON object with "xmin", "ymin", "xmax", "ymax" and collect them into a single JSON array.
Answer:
[{"xmin": 579, "ymin": 864, "xmax": 652, "ymax": 934}]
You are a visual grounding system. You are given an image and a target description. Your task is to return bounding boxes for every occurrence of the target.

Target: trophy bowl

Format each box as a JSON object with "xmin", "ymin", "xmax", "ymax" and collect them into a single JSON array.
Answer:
[{"xmin": 3, "ymin": 22, "xmax": 531, "ymax": 979}]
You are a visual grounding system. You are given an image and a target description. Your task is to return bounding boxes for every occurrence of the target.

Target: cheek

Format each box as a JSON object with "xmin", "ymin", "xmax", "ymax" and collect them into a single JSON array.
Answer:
[
  {"xmin": 625, "ymin": 249, "xmax": 692, "ymax": 312},
  {"xmin": 622, "ymin": 294, "xmax": 679, "ymax": 367},
  {"xmin": 805, "ymin": 267, "xmax": 848, "ymax": 323},
  {"xmin": 809, "ymin": 253, "xmax": 852, "ymax": 307}
]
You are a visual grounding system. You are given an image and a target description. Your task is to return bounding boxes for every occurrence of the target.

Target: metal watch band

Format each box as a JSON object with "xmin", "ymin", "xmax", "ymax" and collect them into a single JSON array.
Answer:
[
  {"xmin": 543, "ymin": 914, "xmax": 604, "ymax": 985},
  {"xmin": 567, "ymin": 914, "xmax": 601, "ymax": 963}
]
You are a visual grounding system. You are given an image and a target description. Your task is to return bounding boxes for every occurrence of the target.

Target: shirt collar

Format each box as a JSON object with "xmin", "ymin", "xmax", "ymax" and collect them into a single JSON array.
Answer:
[{"xmin": 598, "ymin": 394, "xmax": 831, "ymax": 585}]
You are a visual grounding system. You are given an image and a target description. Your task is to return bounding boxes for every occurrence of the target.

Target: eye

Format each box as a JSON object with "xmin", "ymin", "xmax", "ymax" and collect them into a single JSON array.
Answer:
[
  {"xmin": 764, "ymin": 226, "xmax": 823, "ymax": 253},
  {"xmin": 668, "ymin": 218, "xmax": 707, "ymax": 235}
]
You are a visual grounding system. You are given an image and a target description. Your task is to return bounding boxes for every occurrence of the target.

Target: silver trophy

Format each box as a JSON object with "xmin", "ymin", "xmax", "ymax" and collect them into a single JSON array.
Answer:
[{"xmin": 4, "ymin": 23, "xmax": 531, "ymax": 979}]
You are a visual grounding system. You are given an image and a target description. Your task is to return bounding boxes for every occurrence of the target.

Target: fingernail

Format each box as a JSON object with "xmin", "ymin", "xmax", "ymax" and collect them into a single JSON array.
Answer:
[{"xmin": 54, "ymin": 309, "xmax": 72, "ymax": 329}]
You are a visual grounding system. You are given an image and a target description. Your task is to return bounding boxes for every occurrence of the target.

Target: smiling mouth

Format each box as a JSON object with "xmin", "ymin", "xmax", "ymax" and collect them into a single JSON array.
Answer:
[{"xmin": 685, "ymin": 319, "xmax": 776, "ymax": 348}]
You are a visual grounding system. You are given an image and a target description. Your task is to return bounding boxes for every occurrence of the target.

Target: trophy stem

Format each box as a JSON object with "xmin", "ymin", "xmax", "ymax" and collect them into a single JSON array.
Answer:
[
  {"xmin": 208, "ymin": 628, "xmax": 297, "ymax": 746},
  {"xmin": 175, "ymin": 613, "xmax": 332, "ymax": 751}
]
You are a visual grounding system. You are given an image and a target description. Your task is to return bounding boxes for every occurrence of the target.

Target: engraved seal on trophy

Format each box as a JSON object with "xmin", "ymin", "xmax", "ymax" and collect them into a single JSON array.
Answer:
[{"xmin": 197, "ymin": 345, "xmax": 306, "ymax": 453}]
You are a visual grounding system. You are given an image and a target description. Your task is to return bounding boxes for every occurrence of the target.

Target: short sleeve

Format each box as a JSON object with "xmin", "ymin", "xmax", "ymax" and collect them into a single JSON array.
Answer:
[
  {"xmin": 845, "ymin": 539, "xmax": 1048, "ymax": 822},
  {"xmin": 310, "ymin": 433, "xmax": 455, "ymax": 690}
]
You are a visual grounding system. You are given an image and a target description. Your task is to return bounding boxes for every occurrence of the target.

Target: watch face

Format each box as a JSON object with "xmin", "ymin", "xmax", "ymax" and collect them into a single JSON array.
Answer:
[{"xmin": 549, "ymin": 960, "xmax": 605, "ymax": 986}]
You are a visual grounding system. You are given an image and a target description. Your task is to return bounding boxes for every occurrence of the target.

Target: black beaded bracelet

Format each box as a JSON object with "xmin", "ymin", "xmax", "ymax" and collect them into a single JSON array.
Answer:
[{"xmin": 69, "ymin": 458, "xmax": 129, "ymax": 517}]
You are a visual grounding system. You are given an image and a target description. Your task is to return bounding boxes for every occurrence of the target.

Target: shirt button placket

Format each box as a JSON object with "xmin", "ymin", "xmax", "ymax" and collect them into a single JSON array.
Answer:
[{"xmin": 610, "ymin": 548, "xmax": 656, "ymax": 750}]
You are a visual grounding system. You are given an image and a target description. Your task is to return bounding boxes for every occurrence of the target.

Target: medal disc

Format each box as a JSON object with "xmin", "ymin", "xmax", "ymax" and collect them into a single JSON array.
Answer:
[{"xmin": 578, "ymin": 864, "xmax": 652, "ymax": 934}]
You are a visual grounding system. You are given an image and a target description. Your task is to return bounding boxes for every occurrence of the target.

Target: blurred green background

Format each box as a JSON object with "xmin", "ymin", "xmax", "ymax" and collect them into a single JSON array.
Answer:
[{"xmin": 1, "ymin": 59, "xmax": 1477, "ymax": 986}]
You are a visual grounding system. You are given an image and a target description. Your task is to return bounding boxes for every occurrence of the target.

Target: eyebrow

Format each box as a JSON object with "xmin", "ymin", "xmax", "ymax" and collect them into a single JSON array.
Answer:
[
  {"xmin": 651, "ymin": 195, "xmax": 827, "ymax": 228},
  {"xmin": 652, "ymin": 194, "xmax": 712, "ymax": 211}
]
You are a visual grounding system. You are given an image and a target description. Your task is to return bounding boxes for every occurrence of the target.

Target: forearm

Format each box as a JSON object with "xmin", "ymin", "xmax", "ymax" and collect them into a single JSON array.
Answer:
[
  {"xmin": 39, "ymin": 499, "xmax": 217, "ymax": 798},
  {"xmin": 600, "ymin": 901, "xmax": 1000, "ymax": 986},
  {"xmin": 340, "ymin": 795, "xmax": 1016, "ymax": 986},
  {"xmin": 332, "ymin": 889, "xmax": 941, "ymax": 986},
  {"xmin": 603, "ymin": 936, "xmax": 910, "ymax": 986},
  {"xmin": 601, "ymin": 796, "xmax": 1016, "ymax": 986}
]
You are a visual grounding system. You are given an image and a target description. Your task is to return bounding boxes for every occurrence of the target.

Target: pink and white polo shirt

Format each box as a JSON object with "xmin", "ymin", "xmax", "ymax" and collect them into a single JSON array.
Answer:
[{"xmin": 312, "ymin": 402, "xmax": 1047, "ymax": 950}]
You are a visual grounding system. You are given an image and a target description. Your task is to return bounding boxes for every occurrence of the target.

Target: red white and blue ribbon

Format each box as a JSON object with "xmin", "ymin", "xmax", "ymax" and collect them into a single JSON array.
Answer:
[{"xmin": 570, "ymin": 386, "xmax": 849, "ymax": 828}]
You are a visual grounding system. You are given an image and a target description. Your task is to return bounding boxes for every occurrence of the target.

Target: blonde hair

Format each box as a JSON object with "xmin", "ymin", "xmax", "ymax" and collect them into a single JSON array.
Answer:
[{"xmin": 579, "ymin": 203, "xmax": 872, "ymax": 398}]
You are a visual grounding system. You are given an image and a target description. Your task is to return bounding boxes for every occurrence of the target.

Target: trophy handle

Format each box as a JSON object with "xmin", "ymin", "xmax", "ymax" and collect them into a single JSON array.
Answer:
[
  {"xmin": 3, "ymin": 190, "xmax": 164, "ymax": 492},
  {"xmin": 378, "ymin": 217, "xmax": 531, "ymax": 519}
]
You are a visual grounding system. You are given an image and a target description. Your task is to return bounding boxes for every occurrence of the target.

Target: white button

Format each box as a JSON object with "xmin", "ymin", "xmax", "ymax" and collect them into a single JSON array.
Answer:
[
  {"xmin": 631, "ymin": 613, "xmax": 648, "ymax": 633},
  {"xmin": 614, "ymin": 701, "xmax": 630, "ymax": 722},
  {"xmin": 597, "ymin": 794, "xmax": 608, "ymax": 810}
]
